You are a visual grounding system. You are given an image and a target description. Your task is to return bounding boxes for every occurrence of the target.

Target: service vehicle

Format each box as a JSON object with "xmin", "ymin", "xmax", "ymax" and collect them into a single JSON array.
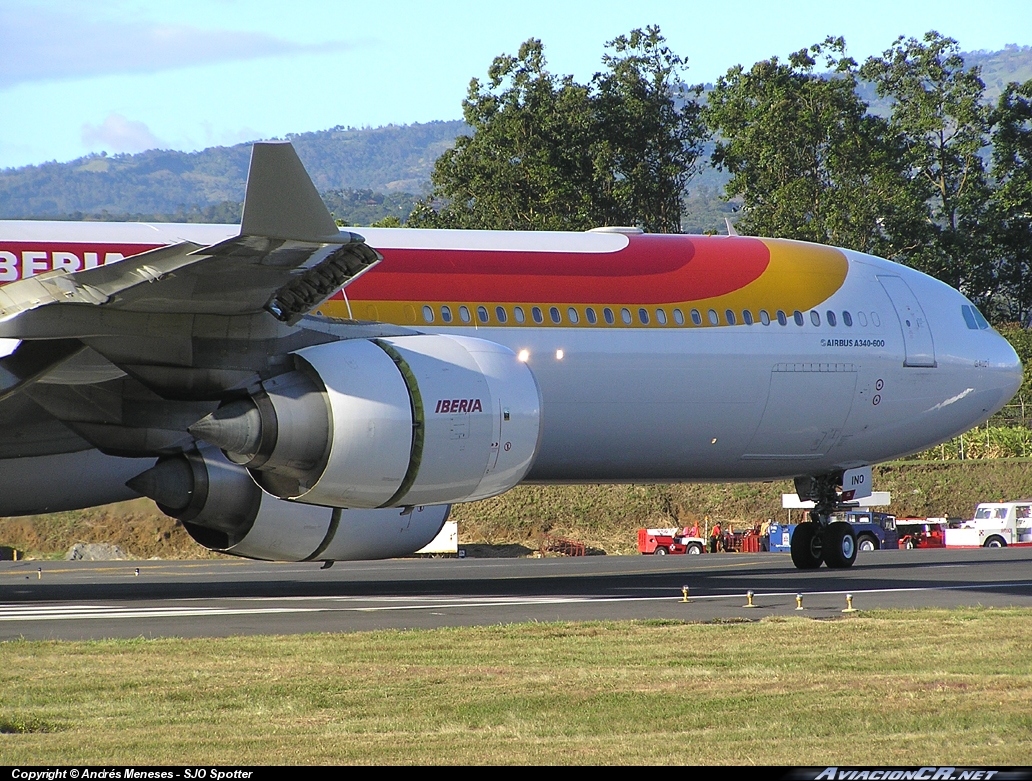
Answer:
[
  {"xmin": 945, "ymin": 502, "xmax": 1032, "ymax": 548},
  {"xmin": 766, "ymin": 511, "xmax": 898, "ymax": 553},
  {"xmin": 896, "ymin": 518, "xmax": 946, "ymax": 549},
  {"xmin": 638, "ymin": 528, "xmax": 706, "ymax": 555},
  {"xmin": 829, "ymin": 510, "xmax": 899, "ymax": 550}
]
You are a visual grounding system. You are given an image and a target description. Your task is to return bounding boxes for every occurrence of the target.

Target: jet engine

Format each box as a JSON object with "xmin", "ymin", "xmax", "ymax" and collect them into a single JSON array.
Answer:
[
  {"xmin": 187, "ymin": 334, "xmax": 542, "ymax": 509},
  {"xmin": 128, "ymin": 446, "xmax": 450, "ymax": 561}
]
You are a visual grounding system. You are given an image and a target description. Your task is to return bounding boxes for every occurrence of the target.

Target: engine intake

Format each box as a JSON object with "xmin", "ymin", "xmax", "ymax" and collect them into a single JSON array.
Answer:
[
  {"xmin": 127, "ymin": 446, "xmax": 450, "ymax": 561},
  {"xmin": 189, "ymin": 334, "xmax": 541, "ymax": 509}
]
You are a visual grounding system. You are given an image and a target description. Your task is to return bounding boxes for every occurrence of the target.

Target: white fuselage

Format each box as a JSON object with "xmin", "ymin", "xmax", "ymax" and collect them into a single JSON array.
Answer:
[{"xmin": 0, "ymin": 221, "xmax": 1023, "ymax": 499}]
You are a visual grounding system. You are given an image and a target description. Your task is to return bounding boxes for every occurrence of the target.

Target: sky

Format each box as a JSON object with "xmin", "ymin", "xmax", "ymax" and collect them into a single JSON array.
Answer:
[{"xmin": 2, "ymin": 0, "xmax": 1031, "ymax": 170}]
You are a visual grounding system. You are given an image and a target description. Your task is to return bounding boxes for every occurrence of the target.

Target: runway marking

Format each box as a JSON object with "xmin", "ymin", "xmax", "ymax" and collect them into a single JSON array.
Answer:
[
  {"xmin": 0, "ymin": 605, "xmax": 321, "ymax": 621},
  {"xmin": 3, "ymin": 579, "xmax": 1031, "ymax": 623}
]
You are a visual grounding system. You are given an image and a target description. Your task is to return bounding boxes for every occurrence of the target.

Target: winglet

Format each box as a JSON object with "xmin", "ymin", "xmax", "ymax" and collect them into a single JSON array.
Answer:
[
  {"xmin": 240, "ymin": 142, "xmax": 341, "ymax": 242},
  {"xmin": 724, "ymin": 218, "xmax": 740, "ymax": 237}
]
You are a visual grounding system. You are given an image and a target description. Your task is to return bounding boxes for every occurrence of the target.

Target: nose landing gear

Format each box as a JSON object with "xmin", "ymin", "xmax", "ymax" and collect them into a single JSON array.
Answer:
[{"xmin": 789, "ymin": 473, "xmax": 858, "ymax": 570}]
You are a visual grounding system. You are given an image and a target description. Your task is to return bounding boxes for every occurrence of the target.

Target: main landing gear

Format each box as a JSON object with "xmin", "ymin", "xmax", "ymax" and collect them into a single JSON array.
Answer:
[{"xmin": 789, "ymin": 474, "xmax": 857, "ymax": 570}]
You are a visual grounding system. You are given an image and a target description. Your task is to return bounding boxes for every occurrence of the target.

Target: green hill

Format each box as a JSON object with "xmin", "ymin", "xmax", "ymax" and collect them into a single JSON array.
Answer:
[{"xmin": 0, "ymin": 121, "xmax": 465, "ymax": 220}]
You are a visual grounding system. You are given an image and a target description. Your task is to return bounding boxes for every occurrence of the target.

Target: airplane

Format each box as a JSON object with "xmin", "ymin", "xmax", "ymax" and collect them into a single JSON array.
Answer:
[{"xmin": 0, "ymin": 142, "xmax": 1022, "ymax": 570}]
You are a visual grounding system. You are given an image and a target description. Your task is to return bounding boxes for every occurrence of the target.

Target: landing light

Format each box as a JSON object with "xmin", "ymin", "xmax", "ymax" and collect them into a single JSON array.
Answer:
[
  {"xmin": 556, "ymin": 349, "xmax": 564, "ymax": 360},
  {"xmin": 518, "ymin": 349, "xmax": 530, "ymax": 362}
]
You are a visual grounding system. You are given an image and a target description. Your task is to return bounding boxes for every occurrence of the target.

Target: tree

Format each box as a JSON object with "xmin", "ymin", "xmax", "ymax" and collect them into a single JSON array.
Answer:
[
  {"xmin": 989, "ymin": 80, "xmax": 1032, "ymax": 323},
  {"xmin": 705, "ymin": 37, "xmax": 924, "ymax": 256},
  {"xmin": 860, "ymin": 32, "xmax": 995, "ymax": 297},
  {"xmin": 410, "ymin": 28, "xmax": 705, "ymax": 232},
  {"xmin": 592, "ymin": 27, "xmax": 705, "ymax": 232}
]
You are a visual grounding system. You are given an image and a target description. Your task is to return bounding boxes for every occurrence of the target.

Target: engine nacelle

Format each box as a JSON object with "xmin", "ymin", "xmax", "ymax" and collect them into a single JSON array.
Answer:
[
  {"xmin": 189, "ymin": 334, "xmax": 541, "ymax": 509},
  {"xmin": 128, "ymin": 447, "xmax": 449, "ymax": 561}
]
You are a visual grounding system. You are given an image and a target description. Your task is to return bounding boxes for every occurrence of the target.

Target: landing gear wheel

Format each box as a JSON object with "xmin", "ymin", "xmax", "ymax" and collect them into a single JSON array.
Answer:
[
  {"xmin": 790, "ymin": 522, "xmax": 824, "ymax": 569},
  {"xmin": 823, "ymin": 522, "xmax": 857, "ymax": 569}
]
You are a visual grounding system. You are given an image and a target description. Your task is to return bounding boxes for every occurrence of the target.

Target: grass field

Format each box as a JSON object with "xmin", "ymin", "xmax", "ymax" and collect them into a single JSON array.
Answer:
[{"xmin": 2, "ymin": 609, "xmax": 1031, "ymax": 765}]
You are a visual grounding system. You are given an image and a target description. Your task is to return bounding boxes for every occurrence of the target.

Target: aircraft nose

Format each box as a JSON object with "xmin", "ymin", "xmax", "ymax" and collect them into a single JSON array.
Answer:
[{"xmin": 989, "ymin": 329, "xmax": 1023, "ymax": 410}]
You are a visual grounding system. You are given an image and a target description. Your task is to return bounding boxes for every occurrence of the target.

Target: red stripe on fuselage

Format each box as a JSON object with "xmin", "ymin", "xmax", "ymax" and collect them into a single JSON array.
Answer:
[
  {"xmin": 0, "ymin": 242, "xmax": 162, "ymax": 281},
  {"xmin": 346, "ymin": 234, "xmax": 771, "ymax": 305}
]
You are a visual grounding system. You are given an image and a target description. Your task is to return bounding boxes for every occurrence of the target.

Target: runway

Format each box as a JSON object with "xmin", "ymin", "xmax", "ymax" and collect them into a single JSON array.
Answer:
[{"xmin": 2, "ymin": 547, "xmax": 1031, "ymax": 640}]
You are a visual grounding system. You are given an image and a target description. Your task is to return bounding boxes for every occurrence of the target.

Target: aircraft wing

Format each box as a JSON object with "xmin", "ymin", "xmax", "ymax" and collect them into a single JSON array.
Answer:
[
  {"xmin": 0, "ymin": 143, "xmax": 381, "ymax": 331},
  {"xmin": 0, "ymin": 143, "xmax": 394, "ymax": 457}
]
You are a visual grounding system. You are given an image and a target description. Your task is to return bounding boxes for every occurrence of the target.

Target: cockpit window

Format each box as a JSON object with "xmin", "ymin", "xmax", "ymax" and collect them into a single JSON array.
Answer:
[{"xmin": 962, "ymin": 304, "xmax": 991, "ymax": 330}]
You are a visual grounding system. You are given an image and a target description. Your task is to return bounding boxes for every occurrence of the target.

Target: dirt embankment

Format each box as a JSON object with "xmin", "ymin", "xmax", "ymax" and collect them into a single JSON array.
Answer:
[{"xmin": 3, "ymin": 460, "xmax": 1032, "ymax": 559}]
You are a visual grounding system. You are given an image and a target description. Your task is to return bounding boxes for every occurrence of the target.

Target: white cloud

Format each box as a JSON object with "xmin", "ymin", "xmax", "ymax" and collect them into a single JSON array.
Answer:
[
  {"xmin": 0, "ymin": 4, "xmax": 350, "ymax": 90},
  {"xmin": 81, "ymin": 113, "xmax": 163, "ymax": 154}
]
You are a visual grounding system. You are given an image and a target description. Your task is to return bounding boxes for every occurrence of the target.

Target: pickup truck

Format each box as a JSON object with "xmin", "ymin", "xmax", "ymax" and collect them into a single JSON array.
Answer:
[{"xmin": 945, "ymin": 502, "xmax": 1032, "ymax": 548}]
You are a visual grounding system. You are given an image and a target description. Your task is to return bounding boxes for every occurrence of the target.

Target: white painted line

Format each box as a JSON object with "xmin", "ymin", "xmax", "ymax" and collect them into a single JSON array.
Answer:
[{"xmin": 2, "ymin": 579, "xmax": 1031, "ymax": 623}]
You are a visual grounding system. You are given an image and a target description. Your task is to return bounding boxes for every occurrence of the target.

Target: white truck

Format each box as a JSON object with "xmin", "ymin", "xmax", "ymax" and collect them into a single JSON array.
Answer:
[{"xmin": 944, "ymin": 502, "xmax": 1032, "ymax": 548}]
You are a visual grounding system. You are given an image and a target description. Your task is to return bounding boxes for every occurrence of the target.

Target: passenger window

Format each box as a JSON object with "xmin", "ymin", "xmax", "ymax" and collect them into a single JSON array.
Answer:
[
  {"xmin": 673, "ymin": 308, "xmax": 684, "ymax": 325},
  {"xmin": 777, "ymin": 310, "xmax": 787, "ymax": 326},
  {"xmin": 422, "ymin": 305, "xmax": 434, "ymax": 323},
  {"xmin": 567, "ymin": 307, "xmax": 579, "ymax": 324},
  {"xmin": 603, "ymin": 308, "xmax": 615, "ymax": 325},
  {"xmin": 742, "ymin": 310, "xmax": 754, "ymax": 325},
  {"xmin": 810, "ymin": 311, "xmax": 820, "ymax": 327},
  {"xmin": 496, "ymin": 306, "xmax": 507, "ymax": 323},
  {"xmin": 690, "ymin": 309, "xmax": 702, "ymax": 326},
  {"xmin": 621, "ymin": 308, "xmax": 632, "ymax": 325},
  {"xmin": 532, "ymin": 306, "xmax": 544, "ymax": 324},
  {"xmin": 708, "ymin": 309, "xmax": 719, "ymax": 326},
  {"xmin": 826, "ymin": 310, "xmax": 836, "ymax": 327},
  {"xmin": 441, "ymin": 305, "xmax": 453, "ymax": 323},
  {"xmin": 549, "ymin": 307, "xmax": 561, "ymax": 324},
  {"xmin": 725, "ymin": 309, "xmax": 736, "ymax": 325},
  {"xmin": 655, "ymin": 308, "xmax": 667, "ymax": 325},
  {"xmin": 759, "ymin": 310, "xmax": 770, "ymax": 326},
  {"xmin": 857, "ymin": 311, "xmax": 868, "ymax": 327},
  {"xmin": 638, "ymin": 308, "xmax": 650, "ymax": 325},
  {"xmin": 514, "ymin": 306, "xmax": 525, "ymax": 323},
  {"xmin": 842, "ymin": 310, "xmax": 852, "ymax": 327},
  {"xmin": 459, "ymin": 305, "xmax": 471, "ymax": 323},
  {"xmin": 793, "ymin": 310, "xmax": 804, "ymax": 326},
  {"xmin": 586, "ymin": 307, "xmax": 597, "ymax": 324}
]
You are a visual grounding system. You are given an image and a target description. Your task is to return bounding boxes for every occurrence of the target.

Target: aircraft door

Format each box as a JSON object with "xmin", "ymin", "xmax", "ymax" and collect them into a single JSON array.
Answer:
[
  {"xmin": 878, "ymin": 276, "xmax": 936, "ymax": 367},
  {"xmin": 743, "ymin": 363, "xmax": 858, "ymax": 459}
]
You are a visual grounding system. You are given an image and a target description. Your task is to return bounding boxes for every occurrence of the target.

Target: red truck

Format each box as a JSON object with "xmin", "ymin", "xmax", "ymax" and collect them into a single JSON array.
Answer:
[
  {"xmin": 638, "ymin": 527, "xmax": 706, "ymax": 555},
  {"xmin": 896, "ymin": 518, "xmax": 946, "ymax": 549}
]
